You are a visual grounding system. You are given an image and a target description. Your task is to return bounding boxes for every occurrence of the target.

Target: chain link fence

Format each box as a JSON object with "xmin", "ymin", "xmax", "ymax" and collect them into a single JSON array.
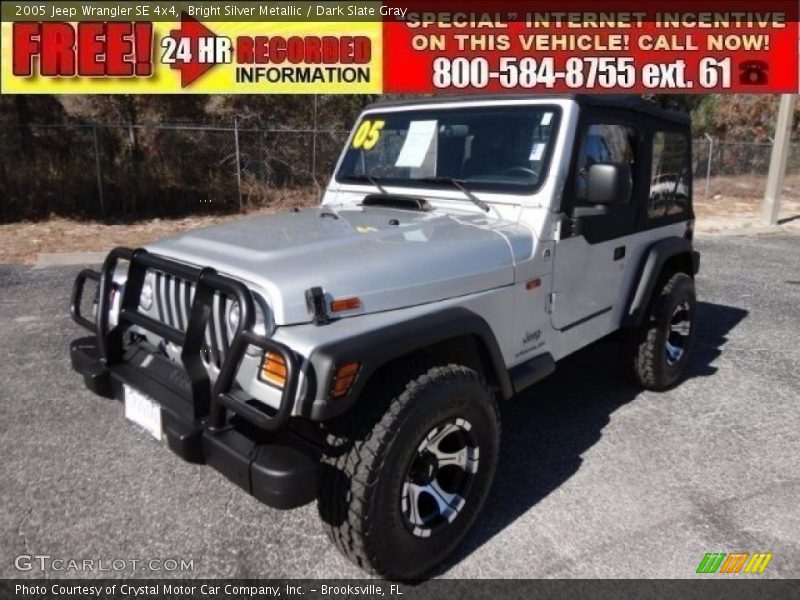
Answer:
[
  {"xmin": 693, "ymin": 137, "xmax": 800, "ymax": 199},
  {"xmin": 0, "ymin": 120, "xmax": 350, "ymax": 222},
  {"xmin": 2, "ymin": 121, "xmax": 798, "ymax": 222}
]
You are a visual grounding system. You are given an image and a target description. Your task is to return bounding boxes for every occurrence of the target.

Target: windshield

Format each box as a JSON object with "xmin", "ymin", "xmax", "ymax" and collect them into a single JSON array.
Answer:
[{"xmin": 336, "ymin": 105, "xmax": 560, "ymax": 194}]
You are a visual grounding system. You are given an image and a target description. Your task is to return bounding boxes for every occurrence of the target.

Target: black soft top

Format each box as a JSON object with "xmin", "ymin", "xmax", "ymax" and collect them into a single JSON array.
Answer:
[{"xmin": 365, "ymin": 94, "xmax": 690, "ymax": 126}]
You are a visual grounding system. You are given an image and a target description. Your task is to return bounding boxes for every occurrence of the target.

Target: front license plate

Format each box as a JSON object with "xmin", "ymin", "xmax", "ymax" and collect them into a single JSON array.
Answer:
[{"xmin": 124, "ymin": 384, "xmax": 163, "ymax": 441}]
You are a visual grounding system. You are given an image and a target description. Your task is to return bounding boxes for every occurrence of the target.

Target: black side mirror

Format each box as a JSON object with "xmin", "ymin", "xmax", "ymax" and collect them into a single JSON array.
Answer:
[{"xmin": 587, "ymin": 163, "xmax": 632, "ymax": 205}]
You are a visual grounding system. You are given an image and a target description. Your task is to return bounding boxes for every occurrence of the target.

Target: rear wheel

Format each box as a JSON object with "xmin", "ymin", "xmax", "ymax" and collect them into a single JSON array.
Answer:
[
  {"xmin": 631, "ymin": 272, "xmax": 697, "ymax": 390},
  {"xmin": 318, "ymin": 362, "xmax": 500, "ymax": 579}
]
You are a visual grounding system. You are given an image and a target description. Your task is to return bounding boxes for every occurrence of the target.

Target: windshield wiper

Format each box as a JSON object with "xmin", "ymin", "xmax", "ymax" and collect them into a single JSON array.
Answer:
[
  {"xmin": 416, "ymin": 177, "xmax": 490, "ymax": 213},
  {"xmin": 345, "ymin": 173, "xmax": 389, "ymax": 195}
]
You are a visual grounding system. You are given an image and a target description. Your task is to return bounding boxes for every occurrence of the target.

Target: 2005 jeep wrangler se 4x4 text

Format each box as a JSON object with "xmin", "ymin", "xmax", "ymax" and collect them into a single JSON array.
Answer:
[{"xmin": 70, "ymin": 95, "xmax": 699, "ymax": 578}]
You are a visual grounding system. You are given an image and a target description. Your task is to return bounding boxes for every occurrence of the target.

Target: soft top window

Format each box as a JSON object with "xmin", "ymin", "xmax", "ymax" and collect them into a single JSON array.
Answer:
[
  {"xmin": 649, "ymin": 131, "xmax": 690, "ymax": 218},
  {"xmin": 575, "ymin": 124, "xmax": 635, "ymax": 202}
]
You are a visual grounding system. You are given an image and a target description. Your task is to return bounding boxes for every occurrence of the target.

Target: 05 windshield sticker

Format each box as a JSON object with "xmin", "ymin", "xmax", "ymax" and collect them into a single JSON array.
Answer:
[{"xmin": 351, "ymin": 119, "xmax": 385, "ymax": 150}]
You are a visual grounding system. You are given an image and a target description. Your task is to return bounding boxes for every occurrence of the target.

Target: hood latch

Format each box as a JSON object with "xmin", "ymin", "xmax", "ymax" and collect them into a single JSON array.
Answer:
[{"xmin": 305, "ymin": 286, "xmax": 329, "ymax": 325}]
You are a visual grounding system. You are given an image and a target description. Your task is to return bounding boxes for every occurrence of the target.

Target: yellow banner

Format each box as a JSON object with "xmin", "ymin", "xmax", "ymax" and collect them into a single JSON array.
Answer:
[{"xmin": 1, "ymin": 20, "xmax": 382, "ymax": 93}]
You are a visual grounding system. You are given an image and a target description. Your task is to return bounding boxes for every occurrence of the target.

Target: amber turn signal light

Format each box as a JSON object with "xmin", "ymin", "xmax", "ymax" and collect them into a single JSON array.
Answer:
[
  {"xmin": 330, "ymin": 297, "xmax": 362, "ymax": 312},
  {"xmin": 260, "ymin": 351, "xmax": 287, "ymax": 388},
  {"xmin": 330, "ymin": 362, "xmax": 360, "ymax": 398}
]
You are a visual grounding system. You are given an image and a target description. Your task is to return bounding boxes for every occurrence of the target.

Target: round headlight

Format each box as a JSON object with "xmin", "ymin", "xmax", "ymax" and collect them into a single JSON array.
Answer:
[
  {"xmin": 140, "ymin": 276, "xmax": 154, "ymax": 311},
  {"xmin": 227, "ymin": 296, "xmax": 273, "ymax": 350}
]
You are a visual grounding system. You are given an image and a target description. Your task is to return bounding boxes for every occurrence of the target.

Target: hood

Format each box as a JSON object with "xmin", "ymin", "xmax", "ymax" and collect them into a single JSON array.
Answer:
[{"xmin": 146, "ymin": 206, "xmax": 533, "ymax": 325}]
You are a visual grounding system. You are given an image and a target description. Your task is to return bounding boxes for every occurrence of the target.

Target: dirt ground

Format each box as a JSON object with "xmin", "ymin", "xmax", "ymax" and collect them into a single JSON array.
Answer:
[
  {"xmin": 0, "ymin": 210, "xmax": 276, "ymax": 265},
  {"xmin": 694, "ymin": 174, "xmax": 800, "ymax": 235},
  {"xmin": 2, "ymin": 177, "xmax": 799, "ymax": 264}
]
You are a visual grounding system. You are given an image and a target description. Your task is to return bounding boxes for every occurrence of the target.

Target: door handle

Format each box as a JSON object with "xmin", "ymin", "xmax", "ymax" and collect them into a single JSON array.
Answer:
[{"xmin": 613, "ymin": 246, "xmax": 626, "ymax": 260}]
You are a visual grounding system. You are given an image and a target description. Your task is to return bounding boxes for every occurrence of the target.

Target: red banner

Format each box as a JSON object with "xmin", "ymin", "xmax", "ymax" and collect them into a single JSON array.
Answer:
[{"xmin": 383, "ymin": 1, "xmax": 799, "ymax": 93}]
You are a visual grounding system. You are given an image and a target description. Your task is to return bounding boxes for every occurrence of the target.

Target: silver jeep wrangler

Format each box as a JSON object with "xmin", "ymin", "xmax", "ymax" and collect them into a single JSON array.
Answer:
[{"xmin": 70, "ymin": 94, "xmax": 699, "ymax": 578}]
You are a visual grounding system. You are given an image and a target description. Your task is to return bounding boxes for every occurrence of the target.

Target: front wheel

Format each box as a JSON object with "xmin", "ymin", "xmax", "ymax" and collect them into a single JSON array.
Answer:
[
  {"xmin": 318, "ymin": 362, "xmax": 500, "ymax": 579},
  {"xmin": 630, "ymin": 271, "xmax": 697, "ymax": 390}
]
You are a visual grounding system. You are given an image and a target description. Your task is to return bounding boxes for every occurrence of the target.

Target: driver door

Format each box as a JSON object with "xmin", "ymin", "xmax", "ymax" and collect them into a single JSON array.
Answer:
[{"xmin": 550, "ymin": 110, "xmax": 641, "ymax": 331}]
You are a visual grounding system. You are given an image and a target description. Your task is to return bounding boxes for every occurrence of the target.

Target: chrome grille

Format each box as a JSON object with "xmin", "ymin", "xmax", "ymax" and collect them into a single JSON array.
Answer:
[{"xmin": 151, "ymin": 270, "xmax": 232, "ymax": 368}]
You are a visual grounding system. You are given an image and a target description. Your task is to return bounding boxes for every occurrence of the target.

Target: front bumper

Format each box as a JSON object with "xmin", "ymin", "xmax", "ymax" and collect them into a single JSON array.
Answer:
[{"xmin": 69, "ymin": 247, "xmax": 318, "ymax": 509}]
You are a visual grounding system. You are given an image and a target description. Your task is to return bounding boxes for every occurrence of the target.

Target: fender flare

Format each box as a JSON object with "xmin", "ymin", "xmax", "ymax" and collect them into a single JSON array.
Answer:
[
  {"xmin": 303, "ymin": 307, "xmax": 513, "ymax": 420},
  {"xmin": 622, "ymin": 237, "xmax": 700, "ymax": 328}
]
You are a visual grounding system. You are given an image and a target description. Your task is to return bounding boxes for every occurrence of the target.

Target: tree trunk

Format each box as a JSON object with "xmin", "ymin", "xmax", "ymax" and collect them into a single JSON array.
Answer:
[{"xmin": 124, "ymin": 96, "xmax": 143, "ymax": 214}]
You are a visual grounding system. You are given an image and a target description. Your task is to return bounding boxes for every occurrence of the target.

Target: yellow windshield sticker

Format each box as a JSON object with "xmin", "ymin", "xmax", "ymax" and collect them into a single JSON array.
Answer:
[{"xmin": 351, "ymin": 120, "xmax": 385, "ymax": 150}]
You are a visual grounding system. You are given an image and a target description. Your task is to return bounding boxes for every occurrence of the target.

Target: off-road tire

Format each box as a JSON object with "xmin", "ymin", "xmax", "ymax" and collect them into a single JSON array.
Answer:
[
  {"xmin": 317, "ymin": 361, "xmax": 500, "ymax": 579},
  {"xmin": 631, "ymin": 272, "xmax": 696, "ymax": 390}
]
